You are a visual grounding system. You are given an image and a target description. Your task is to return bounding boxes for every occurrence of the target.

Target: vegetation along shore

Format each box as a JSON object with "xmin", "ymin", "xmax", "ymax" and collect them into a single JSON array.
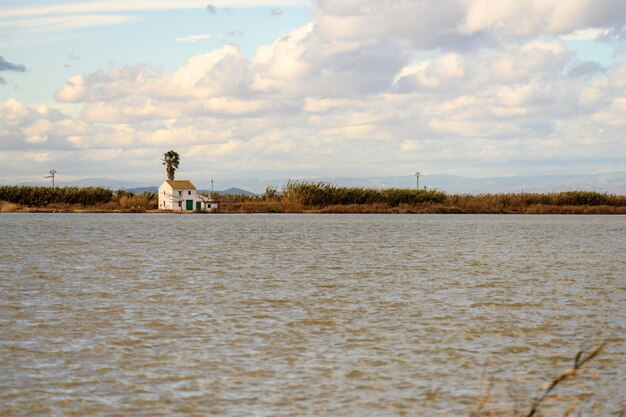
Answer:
[{"xmin": 1, "ymin": 182, "xmax": 625, "ymax": 214}]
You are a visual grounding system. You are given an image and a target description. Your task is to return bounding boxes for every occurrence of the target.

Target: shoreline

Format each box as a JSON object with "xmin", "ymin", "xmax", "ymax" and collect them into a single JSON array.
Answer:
[
  {"xmin": 2, "ymin": 206, "xmax": 625, "ymax": 215},
  {"xmin": 2, "ymin": 185, "xmax": 625, "ymax": 215}
]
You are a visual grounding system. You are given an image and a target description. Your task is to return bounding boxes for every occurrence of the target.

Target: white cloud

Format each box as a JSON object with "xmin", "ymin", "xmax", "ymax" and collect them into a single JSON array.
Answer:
[
  {"xmin": 314, "ymin": 0, "xmax": 469, "ymax": 49},
  {"xmin": 393, "ymin": 54, "xmax": 468, "ymax": 91},
  {"xmin": 0, "ymin": 1, "xmax": 305, "ymax": 19},
  {"xmin": 176, "ymin": 34, "xmax": 212, "ymax": 42},
  {"xmin": 168, "ymin": 45, "xmax": 253, "ymax": 97},
  {"xmin": 56, "ymin": 45, "xmax": 254, "ymax": 104},
  {"xmin": 23, "ymin": 119, "xmax": 52, "ymax": 144},
  {"xmin": 561, "ymin": 28, "xmax": 612, "ymax": 41},
  {"xmin": 461, "ymin": 0, "xmax": 626, "ymax": 37},
  {"xmin": 3, "ymin": 0, "xmax": 626, "ymax": 180},
  {"xmin": 0, "ymin": 14, "xmax": 136, "ymax": 31},
  {"xmin": 253, "ymin": 23, "xmax": 409, "ymax": 96},
  {"xmin": 81, "ymin": 98, "xmax": 181, "ymax": 124},
  {"xmin": 0, "ymin": 0, "xmax": 306, "ymax": 36}
]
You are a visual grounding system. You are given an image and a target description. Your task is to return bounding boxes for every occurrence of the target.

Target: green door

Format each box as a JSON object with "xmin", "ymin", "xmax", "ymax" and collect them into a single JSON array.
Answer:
[
  {"xmin": 186, "ymin": 200, "xmax": 193, "ymax": 210},
  {"xmin": 196, "ymin": 201, "xmax": 201, "ymax": 210}
]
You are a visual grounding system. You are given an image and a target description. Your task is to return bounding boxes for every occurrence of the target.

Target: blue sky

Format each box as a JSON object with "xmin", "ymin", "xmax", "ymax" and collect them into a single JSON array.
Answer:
[
  {"xmin": 1, "ymin": 0, "xmax": 625, "ymax": 185},
  {"xmin": 0, "ymin": 1, "xmax": 312, "ymax": 105}
]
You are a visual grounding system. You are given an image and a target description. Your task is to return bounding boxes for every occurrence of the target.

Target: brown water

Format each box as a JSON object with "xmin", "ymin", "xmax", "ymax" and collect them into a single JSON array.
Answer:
[{"xmin": 0, "ymin": 213, "xmax": 624, "ymax": 416}]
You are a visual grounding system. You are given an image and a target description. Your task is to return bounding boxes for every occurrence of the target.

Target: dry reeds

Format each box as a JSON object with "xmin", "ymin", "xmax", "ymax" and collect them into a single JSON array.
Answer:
[
  {"xmin": 276, "ymin": 183, "xmax": 625, "ymax": 214},
  {"xmin": 282, "ymin": 181, "xmax": 447, "ymax": 207},
  {"xmin": 445, "ymin": 192, "xmax": 626, "ymax": 214},
  {"xmin": 0, "ymin": 200, "xmax": 20, "ymax": 212},
  {"xmin": 1, "ymin": 183, "xmax": 624, "ymax": 214},
  {"xmin": 221, "ymin": 200, "xmax": 286, "ymax": 213},
  {"xmin": 114, "ymin": 189, "xmax": 158, "ymax": 212},
  {"xmin": 471, "ymin": 341, "xmax": 610, "ymax": 417},
  {"xmin": 524, "ymin": 341, "xmax": 607, "ymax": 417}
]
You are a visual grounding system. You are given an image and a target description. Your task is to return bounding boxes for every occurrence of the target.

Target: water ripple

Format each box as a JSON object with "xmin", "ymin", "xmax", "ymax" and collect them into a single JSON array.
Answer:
[{"xmin": 0, "ymin": 213, "xmax": 624, "ymax": 416}]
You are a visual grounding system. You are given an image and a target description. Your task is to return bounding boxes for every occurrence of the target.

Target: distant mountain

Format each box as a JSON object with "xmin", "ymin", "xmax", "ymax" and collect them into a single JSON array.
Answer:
[
  {"xmin": 123, "ymin": 186, "xmax": 257, "ymax": 196},
  {"xmin": 213, "ymin": 172, "xmax": 626, "ymax": 194},
  {"xmin": 418, "ymin": 172, "xmax": 626, "ymax": 194},
  {"xmin": 15, "ymin": 178, "xmax": 156, "ymax": 190},
  {"xmin": 125, "ymin": 186, "xmax": 258, "ymax": 196},
  {"xmin": 61, "ymin": 178, "xmax": 160, "ymax": 190},
  {"xmin": 221, "ymin": 187, "xmax": 257, "ymax": 196},
  {"xmin": 128, "ymin": 186, "xmax": 158, "ymax": 194}
]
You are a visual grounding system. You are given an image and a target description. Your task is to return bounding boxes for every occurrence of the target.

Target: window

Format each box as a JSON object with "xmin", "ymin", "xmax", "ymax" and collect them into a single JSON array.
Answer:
[{"xmin": 188, "ymin": 191, "xmax": 191, "ymax": 195}]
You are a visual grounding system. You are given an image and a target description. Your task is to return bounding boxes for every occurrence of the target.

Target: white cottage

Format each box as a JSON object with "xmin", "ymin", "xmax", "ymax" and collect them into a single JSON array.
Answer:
[{"xmin": 158, "ymin": 180, "xmax": 218, "ymax": 212}]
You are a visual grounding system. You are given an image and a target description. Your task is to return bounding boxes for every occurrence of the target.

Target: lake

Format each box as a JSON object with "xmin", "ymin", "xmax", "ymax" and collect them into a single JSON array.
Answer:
[{"xmin": 0, "ymin": 213, "xmax": 624, "ymax": 416}]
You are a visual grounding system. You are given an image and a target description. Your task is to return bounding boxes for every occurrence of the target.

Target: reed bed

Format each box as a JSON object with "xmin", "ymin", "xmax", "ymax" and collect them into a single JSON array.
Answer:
[
  {"xmin": 0, "ymin": 186, "xmax": 160, "ymax": 212},
  {"xmin": 151, "ymin": 185, "xmax": 626, "ymax": 214},
  {"xmin": 274, "ymin": 183, "xmax": 625, "ymax": 213},
  {"xmin": 282, "ymin": 181, "xmax": 447, "ymax": 207},
  {"xmin": 113, "ymin": 189, "xmax": 158, "ymax": 212},
  {"xmin": 447, "ymin": 191, "xmax": 626, "ymax": 213},
  {"xmin": 0, "ymin": 185, "xmax": 113, "ymax": 207},
  {"xmin": 1, "ymin": 183, "xmax": 624, "ymax": 214}
]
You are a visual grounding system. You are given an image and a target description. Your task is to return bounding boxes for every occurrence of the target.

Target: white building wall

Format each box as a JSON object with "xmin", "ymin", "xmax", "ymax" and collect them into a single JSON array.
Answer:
[
  {"xmin": 158, "ymin": 183, "xmax": 174, "ymax": 210},
  {"xmin": 158, "ymin": 182, "xmax": 211, "ymax": 211},
  {"xmin": 158, "ymin": 185, "xmax": 191, "ymax": 211}
]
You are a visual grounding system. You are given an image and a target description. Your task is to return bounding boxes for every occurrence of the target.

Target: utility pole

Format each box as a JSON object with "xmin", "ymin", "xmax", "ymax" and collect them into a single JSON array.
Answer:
[
  {"xmin": 415, "ymin": 171, "xmax": 421, "ymax": 190},
  {"xmin": 44, "ymin": 170, "xmax": 57, "ymax": 188}
]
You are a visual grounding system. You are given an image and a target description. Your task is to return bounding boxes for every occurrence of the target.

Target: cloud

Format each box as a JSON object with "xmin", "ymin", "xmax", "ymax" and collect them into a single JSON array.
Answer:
[
  {"xmin": 460, "ymin": 0, "xmax": 626, "ymax": 38},
  {"xmin": 0, "ymin": 56, "xmax": 26, "ymax": 72},
  {"xmin": 4, "ymin": 0, "xmax": 626, "ymax": 180},
  {"xmin": 314, "ymin": 0, "xmax": 472, "ymax": 50},
  {"xmin": 568, "ymin": 61, "xmax": 605, "ymax": 78},
  {"xmin": 314, "ymin": 0, "xmax": 626, "ymax": 49},
  {"xmin": 561, "ymin": 28, "xmax": 611, "ymax": 41},
  {"xmin": 0, "ymin": 1, "xmax": 304, "ymax": 19},
  {"xmin": 613, "ymin": 46, "xmax": 626, "ymax": 58},
  {"xmin": 0, "ymin": 76, "xmax": 5, "ymax": 85},
  {"xmin": 0, "ymin": 98, "xmax": 87, "ymax": 151},
  {"xmin": 0, "ymin": 1, "xmax": 301, "ymax": 36},
  {"xmin": 252, "ymin": 23, "xmax": 409, "ymax": 96},
  {"xmin": 2, "ymin": 14, "xmax": 137, "ymax": 32},
  {"xmin": 269, "ymin": 8, "xmax": 283, "ymax": 16},
  {"xmin": 176, "ymin": 34, "xmax": 212, "ymax": 42}
]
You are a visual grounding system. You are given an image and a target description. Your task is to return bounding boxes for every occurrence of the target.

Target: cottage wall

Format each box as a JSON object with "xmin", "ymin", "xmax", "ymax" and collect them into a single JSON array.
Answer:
[
  {"xmin": 158, "ymin": 184, "xmax": 200, "ymax": 211},
  {"xmin": 158, "ymin": 180, "xmax": 218, "ymax": 211}
]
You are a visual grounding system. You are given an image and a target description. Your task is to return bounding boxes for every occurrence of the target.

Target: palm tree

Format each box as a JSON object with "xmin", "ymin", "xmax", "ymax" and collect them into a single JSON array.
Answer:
[{"xmin": 162, "ymin": 150, "xmax": 180, "ymax": 180}]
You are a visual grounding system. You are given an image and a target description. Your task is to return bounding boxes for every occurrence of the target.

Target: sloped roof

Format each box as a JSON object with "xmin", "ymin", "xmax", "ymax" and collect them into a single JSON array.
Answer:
[{"xmin": 164, "ymin": 180, "xmax": 196, "ymax": 190}]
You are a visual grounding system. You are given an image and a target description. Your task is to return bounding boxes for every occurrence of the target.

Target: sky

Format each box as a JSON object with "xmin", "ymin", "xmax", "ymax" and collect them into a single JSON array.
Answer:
[{"xmin": 1, "ymin": 0, "xmax": 625, "ymax": 186}]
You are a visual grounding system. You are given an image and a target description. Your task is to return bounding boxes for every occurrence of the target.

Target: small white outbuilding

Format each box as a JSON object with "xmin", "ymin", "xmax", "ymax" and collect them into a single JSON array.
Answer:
[{"xmin": 158, "ymin": 180, "xmax": 218, "ymax": 212}]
